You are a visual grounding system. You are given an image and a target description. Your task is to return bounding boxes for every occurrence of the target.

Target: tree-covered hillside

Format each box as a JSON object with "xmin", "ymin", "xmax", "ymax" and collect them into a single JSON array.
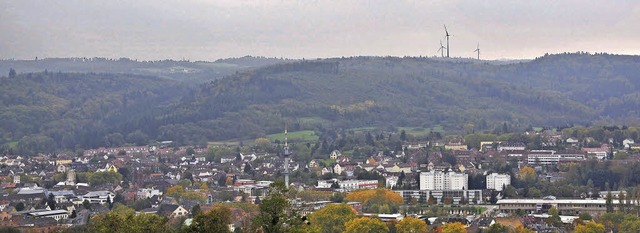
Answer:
[
  {"xmin": 0, "ymin": 72, "xmax": 188, "ymax": 154},
  {"xmin": 2, "ymin": 53, "xmax": 640, "ymax": 154}
]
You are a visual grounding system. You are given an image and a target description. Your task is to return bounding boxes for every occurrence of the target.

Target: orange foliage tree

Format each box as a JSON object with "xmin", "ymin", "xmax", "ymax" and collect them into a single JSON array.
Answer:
[{"xmin": 346, "ymin": 188, "xmax": 403, "ymax": 214}]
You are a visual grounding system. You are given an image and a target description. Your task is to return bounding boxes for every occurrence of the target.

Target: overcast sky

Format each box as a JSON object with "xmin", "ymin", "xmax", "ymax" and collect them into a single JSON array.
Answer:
[{"xmin": 1, "ymin": 0, "xmax": 639, "ymax": 61}]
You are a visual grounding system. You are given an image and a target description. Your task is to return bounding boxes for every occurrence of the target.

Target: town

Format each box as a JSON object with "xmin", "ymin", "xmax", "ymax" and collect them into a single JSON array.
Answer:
[{"xmin": 2, "ymin": 125, "xmax": 640, "ymax": 232}]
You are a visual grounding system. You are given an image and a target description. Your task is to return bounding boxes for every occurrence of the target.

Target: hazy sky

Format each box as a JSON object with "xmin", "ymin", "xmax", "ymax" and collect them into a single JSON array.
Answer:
[{"xmin": 2, "ymin": 0, "xmax": 639, "ymax": 61}]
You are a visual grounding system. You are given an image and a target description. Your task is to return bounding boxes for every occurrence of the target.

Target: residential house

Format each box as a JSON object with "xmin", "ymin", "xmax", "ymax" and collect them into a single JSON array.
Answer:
[
  {"xmin": 96, "ymin": 164, "xmax": 118, "ymax": 173},
  {"xmin": 582, "ymin": 145, "xmax": 610, "ymax": 159},
  {"xmin": 445, "ymin": 139, "xmax": 468, "ymax": 151},
  {"xmin": 158, "ymin": 204, "xmax": 189, "ymax": 218},
  {"xmin": 623, "ymin": 139, "xmax": 635, "ymax": 149},
  {"xmin": 333, "ymin": 164, "xmax": 343, "ymax": 175},
  {"xmin": 566, "ymin": 138, "xmax": 579, "ymax": 144},
  {"xmin": 308, "ymin": 159, "xmax": 321, "ymax": 168},
  {"xmin": 329, "ymin": 150, "xmax": 341, "ymax": 160}
]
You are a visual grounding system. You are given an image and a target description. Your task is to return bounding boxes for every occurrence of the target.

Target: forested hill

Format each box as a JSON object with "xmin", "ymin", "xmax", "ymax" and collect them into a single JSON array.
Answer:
[
  {"xmin": 163, "ymin": 53, "xmax": 640, "ymax": 144},
  {"xmin": 0, "ymin": 72, "xmax": 189, "ymax": 154},
  {"xmin": 2, "ymin": 53, "xmax": 640, "ymax": 154},
  {"xmin": 0, "ymin": 56, "xmax": 293, "ymax": 84}
]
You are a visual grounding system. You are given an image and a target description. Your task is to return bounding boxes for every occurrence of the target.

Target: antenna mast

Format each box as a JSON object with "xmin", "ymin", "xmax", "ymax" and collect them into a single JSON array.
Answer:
[{"xmin": 283, "ymin": 124, "xmax": 290, "ymax": 188}]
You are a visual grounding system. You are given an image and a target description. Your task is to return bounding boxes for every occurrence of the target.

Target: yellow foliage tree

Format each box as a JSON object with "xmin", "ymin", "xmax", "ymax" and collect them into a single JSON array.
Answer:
[
  {"xmin": 574, "ymin": 221, "xmax": 605, "ymax": 233},
  {"xmin": 509, "ymin": 226, "xmax": 535, "ymax": 233},
  {"xmin": 396, "ymin": 217, "xmax": 428, "ymax": 233},
  {"xmin": 165, "ymin": 185, "xmax": 185, "ymax": 199},
  {"xmin": 518, "ymin": 166, "xmax": 537, "ymax": 183},
  {"xmin": 254, "ymin": 138, "xmax": 271, "ymax": 152},
  {"xmin": 344, "ymin": 217, "xmax": 388, "ymax": 233},
  {"xmin": 309, "ymin": 203, "xmax": 356, "ymax": 233},
  {"xmin": 345, "ymin": 188, "xmax": 403, "ymax": 213},
  {"xmin": 441, "ymin": 222, "xmax": 466, "ymax": 233},
  {"xmin": 200, "ymin": 182, "xmax": 208, "ymax": 190}
]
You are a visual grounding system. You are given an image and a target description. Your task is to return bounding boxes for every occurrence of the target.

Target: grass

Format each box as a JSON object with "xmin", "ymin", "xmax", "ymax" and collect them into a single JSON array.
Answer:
[
  {"xmin": 348, "ymin": 125, "xmax": 446, "ymax": 136},
  {"xmin": 266, "ymin": 130, "xmax": 319, "ymax": 143}
]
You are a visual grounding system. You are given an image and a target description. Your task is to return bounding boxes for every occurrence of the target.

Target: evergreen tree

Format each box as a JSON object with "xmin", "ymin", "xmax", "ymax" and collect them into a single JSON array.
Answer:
[
  {"xmin": 47, "ymin": 193, "xmax": 56, "ymax": 210},
  {"xmin": 606, "ymin": 191, "xmax": 614, "ymax": 213},
  {"xmin": 8, "ymin": 68, "xmax": 16, "ymax": 78}
]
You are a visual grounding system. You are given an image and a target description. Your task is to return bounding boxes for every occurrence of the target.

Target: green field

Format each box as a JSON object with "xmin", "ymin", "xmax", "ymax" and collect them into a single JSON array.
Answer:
[
  {"xmin": 398, "ymin": 125, "xmax": 446, "ymax": 137},
  {"xmin": 348, "ymin": 125, "xmax": 445, "ymax": 137},
  {"xmin": 266, "ymin": 130, "xmax": 319, "ymax": 143}
]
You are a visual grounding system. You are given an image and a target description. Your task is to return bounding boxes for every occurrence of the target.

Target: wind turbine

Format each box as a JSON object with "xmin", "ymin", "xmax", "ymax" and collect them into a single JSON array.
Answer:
[
  {"xmin": 437, "ymin": 40, "xmax": 446, "ymax": 58},
  {"xmin": 474, "ymin": 43, "xmax": 480, "ymax": 60},
  {"xmin": 444, "ymin": 24, "xmax": 452, "ymax": 58}
]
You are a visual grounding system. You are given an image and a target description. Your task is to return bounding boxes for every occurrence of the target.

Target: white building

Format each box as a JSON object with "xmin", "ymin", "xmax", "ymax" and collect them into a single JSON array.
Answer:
[
  {"xmin": 28, "ymin": 210, "xmax": 69, "ymax": 221},
  {"xmin": 337, "ymin": 180, "xmax": 378, "ymax": 192},
  {"xmin": 486, "ymin": 173, "xmax": 511, "ymax": 191},
  {"xmin": 82, "ymin": 191, "xmax": 115, "ymax": 204},
  {"xmin": 137, "ymin": 188, "xmax": 163, "ymax": 199},
  {"xmin": 497, "ymin": 143, "xmax": 526, "ymax": 151},
  {"xmin": 420, "ymin": 170, "xmax": 468, "ymax": 190},
  {"xmin": 624, "ymin": 139, "xmax": 635, "ymax": 149}
]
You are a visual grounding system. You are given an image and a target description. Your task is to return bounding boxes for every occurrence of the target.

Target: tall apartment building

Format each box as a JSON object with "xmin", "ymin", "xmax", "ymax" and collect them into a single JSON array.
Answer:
[
  {"xmin": 420, "ymin": 170, "xmax": 468, "ymax": 190},
  {"xmin": 486, "ymin": 173, "xmax": 511, "ymax": 191}
]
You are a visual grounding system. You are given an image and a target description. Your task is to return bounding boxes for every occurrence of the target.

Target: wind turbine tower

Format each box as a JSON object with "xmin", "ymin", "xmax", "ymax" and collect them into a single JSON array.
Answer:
[
  {"xmin": 474, "ymin": 43, "xmax": 480, "ymax": 60},
  {"xmin": 444, "ymin": 25, "xmax": 452, "ymax": 58},
  {"xmin": 438, "ymin": 40, "xmax": 446, "ymax": 58},
  {"xmin": 283, "ymin": 126, "xmax": 290, "ymax": 189}
]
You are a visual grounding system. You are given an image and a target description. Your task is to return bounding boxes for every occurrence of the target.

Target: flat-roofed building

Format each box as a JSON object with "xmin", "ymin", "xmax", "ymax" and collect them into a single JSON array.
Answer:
[
  {"xmin": 486, "ymin": 173, "xmax": 511, "ymax": 191},
  {"xmin": 396, "ymin": 189, "xmax": 484, "ymax": 205},
  {"xmin": 420, "ymin": 170, "xmax": 468, "ymax": 190},
  {"xmin": 28, "ymin": 210, "xmax": 69, "ymax": 221},
  {"xmin": 497, "ymin": 197, "xmax": 629, "ymax": 216}
]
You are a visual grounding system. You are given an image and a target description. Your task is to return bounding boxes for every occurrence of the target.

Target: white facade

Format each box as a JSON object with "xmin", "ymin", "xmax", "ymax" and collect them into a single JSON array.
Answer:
[
  {"xmin": 527, "ymin": 150, "xmax": 558, "ymax": 165},
  {"xmin": 420, "ymin": 170, "xmax": 468, "ymax": 190},
  {"xmin": 137, "ymin": 188, "xmax": 163, "ymax": 199},
  {"xmin": 338, "ymin": 179, "xmax": 378, "ymax": 192},
  {"xmin": 82, "ymin": 191, "xmax": 115, "ymax": 204},
  {"xmin": 486, "ymin": 173, "xmax": 511, "ymax": 191},
  {"xmin": 497, "ymin": 143, "xmax": 526, "ymax": 151},
  {"xmin": 29, "ymin": 210, "xmax": 69, "ymax": 221}
]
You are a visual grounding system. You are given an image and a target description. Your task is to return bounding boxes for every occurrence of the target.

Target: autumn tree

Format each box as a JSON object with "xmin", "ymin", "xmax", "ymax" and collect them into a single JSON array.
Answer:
[
  {"xmin": 343, "ymin": 217, "xmax": 388, "ymax": 233},
  {"xmin": 345, "ymin": 188, "xmax": 403, "ymax": 214},
  {"xmin": 87, "ymin": 204, "xmax": 173, "ymax": 233},
  {"xmin": 599, "ymin": 212, "xmax": 627, "ymax": 232},
  {"xmin": 396, "ymin": 217, "xmax": 428, "ymax": 233},
  {"xmin": 485, "ymin": 223, "xmax": 508, "ymax": 233},
  {"xmin": 441, "ymin": 222, "xmax": 466, "ymax": 233},
  {"xmin": 254, "ymin": 138, "xmax": 272, "ymax": 152},
  {"xmin": 518, "ymin": 166, "xmax": 537, "ymax": 184},
  {"xmin": 574, "ymin": 221, "xmax": 605, "ymax": 233},
  {"xmin": 427, "ymin": 194, "xmax": 437, "ymax": 205},
  {"xmin": 620, "ymin": 218, "xmax": 640, "ymax": 233},
  {"xmin": 184, "ymin": 206, "xmax": 232, "ymax": 233},
  {"xmin": 509, "ymin": 226, "xmax": 535, "ymax": 233},
  {"xmin": 309, "ymin": 203, "xmax": 356, "ymax": 233}
]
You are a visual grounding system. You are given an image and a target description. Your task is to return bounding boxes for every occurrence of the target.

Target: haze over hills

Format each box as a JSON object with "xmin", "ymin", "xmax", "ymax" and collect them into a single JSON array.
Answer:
[
  {"xmin": 0, "ymin": 56, "xmax": 294, "ymax": 84},
  {"xmin": 1, "ymin": 53, "xmax": 640, "ymax": 154}
]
